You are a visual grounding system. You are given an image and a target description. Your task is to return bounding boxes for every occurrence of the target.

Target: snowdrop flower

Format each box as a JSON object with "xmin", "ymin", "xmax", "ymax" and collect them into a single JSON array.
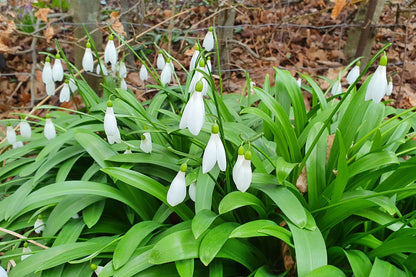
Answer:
[
  {"xmin": 45, "ymin": 80, "xmax": 55, "ymax": 96},
  {"xmin": 203, "ymin": 26, "xmax": 214, "ymax": 51},
  {"xmin": 82, "ymin": 42, "xmax": 94, "ymax": 72},
  {"xmin": 21, "ymin": 242, "xmax": 31, "ymax": 261},
  {"xmin": 140, "ymin": 64, "xmax": 148, "ymax": 82},
  {"xmin": 365, "ymin": 53, "xmax": 388, "ymax": 103},
  {"xmin": 124, "ymin": 147, "xmax": 132, "ymax": 154},
  {"xmin": 69, "ymin": 78, "xmax": 77, "ymax": 92},
  {"xmin": 120, "ymin": 78, "xmax": 127, "ymax": 90},
  {"xmin": 189, "ymin": 44, "xmax": 200, "ymax": 71},
  {"xmin": 189, "ymin": 59, "xmax": 209, "ymax": 94},
  {"xmin": 346, "ymin": 61, "xmax": 360, "ymax": 85},
  {"xmin": 104, "ymin": 34, "xmax": 117, "ymax": 71},
  {"xmin": 160, "ymin": 58, "xmax": 174, "ymax": 86},
  {"xmin": 233, "ymin": 150, "xmax": 252, "ymax": 193},
  {"xmin": 72, "ymin": 213, "xmax": 80, "ymax": 219},
  {"xmin": 96, "ymin": 60, "xmax": 108, "ymax": 76},
  {"xmin": 167, "ymin": 163, "xmax": 187, "ymax": 206},
  {"xmin": 206, "ymin": 56, "xmax": 212, "ymax": 72},
  {"xmin": 385, "ymin": 76, "xmax": 393, "ymax": 96},
  {"xmin": 44, "ymin": 114, "xmax": 56, "ymax": 140},
  {"xmin": 202, "ymin": 123, "xmax": 226, "ymax": 173},
  {"xmin": 179, "ymin": 80, "xmax": 205, "ymax": 135},
  {"xmin": 13, "ymin": 141, "xmax": 24, "ymax": 149},
  {"xmin": 20, "ymin": 119, "xmax": 31, "ymax": 138},
  {"xmin": 59, "ymin": 80, "xmax": 70, "ymax": 103},
  {"xmin": 331, "ymin": 79, "xmax": 342, "ymax": 96},
  {"xmin": 232, "ymin": 146, "xmax": 245, "ymax": 182},
  {"xmin": 140, "ymin": 132, "xmax": 152, "ymax": 153},
  {"xmin": 249, "ymin": 80, "xmax": 256, "ymax": 94},
  {"xmin": 156, "ymin": 51, "xmax": 165, "ymax": 70},
  {"xmin": 34, "ymin": 215, "xmax": 45, "ymax": 234},
  {"xmin": 52, "ymin": 53, "xmax": 64, "ymax": 82},
  {"xmin": 104, "ymin": 100, "xmax": 121, "ymax": 144},
  {"xmin": 188, "ymin": 182, "xmax": 196, "ymax": 202},
  {"xmin": 119, "ymin": 61, "xmax": 127, "ymax": 78},
  {"xmin": 0, "ymin": 264, "xmax": 7, "ymax": 277},
  {"xmin": 91, "ymin": 264, "xmax": 103, "ymax": 276},
  {"xmin": 42, "ymin": 56, "xmax": 53, "ymax": 84},
  {"xmin": 7, "ymin": 124, "xmax": 16, "ymax": 145},
  {"xmin": 296, "ymin": 78, "xmax": 302, "ymax": 87}
]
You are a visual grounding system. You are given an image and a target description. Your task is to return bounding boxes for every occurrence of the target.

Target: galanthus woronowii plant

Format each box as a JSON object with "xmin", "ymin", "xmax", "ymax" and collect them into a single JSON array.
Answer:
[{"xmin": 1, "ymin": 27, "xmax": 416, "ymax": 277}]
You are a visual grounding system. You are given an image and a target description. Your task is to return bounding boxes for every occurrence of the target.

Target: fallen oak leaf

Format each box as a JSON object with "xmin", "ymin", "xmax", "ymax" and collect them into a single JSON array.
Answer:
[
  {"xmin": 35, "ymin": 8, "xmax": 51, "ymax": 23},
  {"xmin": 44, "ymin": 26, "xmax": 54, "ymax": 43},
  {"xmin": 331, "ymin": 0, "xmax": 346, "ymax": 20}
]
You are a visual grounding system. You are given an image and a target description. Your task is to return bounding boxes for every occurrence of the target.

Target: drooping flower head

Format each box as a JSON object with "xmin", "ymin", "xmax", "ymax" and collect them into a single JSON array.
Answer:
[
  {"xmin": 20, "ymin": 116, "xmax": 31, "ymax": 138},
  {"xmin": 59, "ymin": 79, "xmax": 71, "ymax": 103},
  {"xmin": 157, "ymin": 51, "xmax": 165, "ymax": 70},
  {"xmin": 45, "ymin": 80, "xmax": 55, "ymax": 96},
  {"xmin": 365, "ymin": 53, "xmax": 388, "ymax": 103},
  {"xmin": 179, "ymin": 80, "xmax": 205, "ymax": 136},
  {"xmin": 140, "ymin": 64, "xmax": 148, "ymax": 82},
  {"xmin": 21, "ymin": 242, "xmax": 32, "ymax": 261},
  {"xmin": 69, "ymin": 78, "xmax": 77, "ymax": 93},
  {"xmin": 104, "ymin": 100, "xmax": 121, "ymax": 144},
  {"xmin": 91, "ymin": 264, "xmax": 103, "ymax": 276},
  {"xmin": 202, "ymin": 123, "xmax": 226, "ymax": 173},
  {"xmin": 331, "ymin": 79, "xmax": 342, "ymax": 96},
  {"xmin": 385, "ymin": 76, "xmax": 393, "ymax": 96},
  {"xmin": 160, "ymin": 58, "xmax": 173, "ymax": 86},
  {"xmin": 104, "ymin": 34, "xmax": 117, "ymax": 71},
  {"xmin": 119, "ymin": 60, "xmax": 127, "ymax": 78},
  {"xmin": 82, "ymin": 41, "xmax": 94, "ymax": 72},
  {"xmin": 203, "ymin": 26, "xmax": 214, "ymax": 51},
  {"xmin": 234, "ymin": 150, "xmax": 252, "ymax": 193},
  {"xmin": 140, "ymin": 130, "xmax": 152, "ymax": 154},
  {"xmin": 206, "ymin": 56, "xmax": 212, "ymax": 73},
  {"xmin": 188, "ymin": 182, "xmax": 196, "ymax": 202},
  {"xmin": 167, "ymin": 163, "xmax": 187, "ymax": 206},
  {"xmin": 189, "ymin": 59, "xmax": 209, "ymax": 95},
  {"xmin": 232, "ymin": 146, "xmax": 245, "ymax": 183},
  {"xmin": 34, "ymin": 215, "xmax": 45, "ymax": 234},
  {"xmin": 44, "ymin": 114, "xmax": 56, "ymax": 140},
  {"xmin": 42, "ymin": 56, "xmax": 53, "ymax": 84},
  {"xmin": 52, "ymin": 53, "xmax": 64, "ymax": 82},
  {"xmin": 7, "ymin": 124, "xmax": 16, "ymax": 145},
  {"xmin": 346, "ymin": 61, "xmax": 360, "ymax": 85},
  {"xmin": 189, "ymin": 44, "xmax": 200, "ymax": 72},
  {"xmin": 96, "ymin": 60, "xmax": 108, "ymax": 76},
  {"xmin": 120, "ymin": 78, "xmax": 127, "ymax": 90}
]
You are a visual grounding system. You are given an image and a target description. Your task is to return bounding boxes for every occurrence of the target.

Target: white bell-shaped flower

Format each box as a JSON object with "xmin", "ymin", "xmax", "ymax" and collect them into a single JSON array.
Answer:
[
  {"xmin": 156, "ymin": 51, "xmax": 165, "ymax": 70},
  {"xmin": 104, "ymin": 100, "xmax": 121, "ymax": 144},
  {"xmin": 206, "ymin": 56, "xmax": 212, "ymax": 73},
  {"xmin": 20, "ymin": 120, "xmax": 31, "ymax": 138},
  {"xmin": 34, "ymin": 215, "xmax": 45, "ymax": 234},
  {"xmin": 21, "ymin": 243, "xmax": 32, "ymax": 261},
  {"xmin": 189, "ymin": 59, "xmax": 209, "ymax": 94},
  {"xmin": 296, "ymin": 78, "xmax": 302, "ymax": 87},
  {"xmin": 346, "ymin": 61, "xmax": 360, "ymax": 85},
  {"xmin": 44, "ymin": 114, "xmax": 56, "ymax": 140},
  {"xmin": 232, "ymin": 146, "xmax": 245, "ymax": 183},
  {"xmin": 202, "ymin": 123, "xmax": 226, "ymax": 173},
  {"xmin": 234, "ymin": 151, "xmax": 252, "ymax": 193},
  {"xmin": 59, "ymin": 81, "xmax": 70, "ymax": 103},
  {"xmin": 104, "ymin": 34, "xmax": 117, "ymax": 68},
  {"xmin": 120, "ymin": 78, "xmax": 127, "ymax": 90},
  {"xmin": 13, "ymin": 141, "xmax": 24, "ymax": 149},
  {"xmin": 42, "ymin": 56, "xmax": 53, "ymax": 84},
  {"xmin": 69, "ymin": 78, "xmax": 77, "ymax": 92},
  {"xmin": 188, "ymin": 182, "xmax": 196, "ymax": 202},
  {"xmin": 45, "ymin": 80, "xmax": 55, "ymax": 96},
  {"xmin": 140, "ymin": 64, "xmax": 148, "ymax": 82},
  {"xmin": 160, "ymin": 59, "xmax": 174, "ymax": 86},
  {"xmin": 119, "ymin": 61, "xmax": 127, "ymax": 78},
  {"xmin": 365, "ymin": 53, "xmax": 388, "ymax": 103},
  {"xmin": 0, "ymin": 264, "xmax": 7, "ymax": 277},
  {"xmin": 189, "ymin": 45, "xmax": 200, "ymax": 72},
  {"xmin": 179, "ymin": 80, "xmax": 205, "ymax": 136},
  {"xmin": 331, "ymin": 79, "xmax": 342, "ymax": 96},
  {"xmin": 7, "ymin": 124, "xmax": 16, "ymax": 145},
  {"xmin": 385, "ymin": 77, "xmax": 393, "ymax": 96},
  {"xmin": 124, "ymin": 147, "xmax": 132, "ymax": 154},
  {"xmin": 52, "ymin": 54, "xmax": 64, "ymax": 82},
  {"xmin": 140, "ymin": 132, "xmax": 152, "ymax": 153},
  {"xmin": 203, "ymin": 27, "xmax": 214, "ymax": 51},
  {"xmin": 96, "ymin": 60, "xmax": 108, "ymax": 76},
  {"xmin": 167, "ymin": 163, "xmax": 187, "ymax": 206},
  {"xmin": 82, "ymin": 42, "xmax": 94, "ymax": 72}
]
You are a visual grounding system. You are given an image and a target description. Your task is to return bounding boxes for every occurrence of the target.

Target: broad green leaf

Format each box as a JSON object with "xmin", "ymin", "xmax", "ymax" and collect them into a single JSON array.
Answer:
[
  {"xmin": 195, "ymin": 167, "xmax": 219, "ymax": 213},
  {"xmin": 370, "ymin": 229, "xmax": 416, "ymax": 258},
  {"xmin": 35, "ymin": 130, "xmax": 74, "ymax": 162},
  {"xmin": 258, "ymin": 225, "xmax": 293, "ymax": 247},
  {"xmin": 83, "ymin": 200, "xmax": 106, "ymax": 228},
  {"xmin": 176, "ymin": 259, "xmax": 194, "ymax": 277},
  {"xmin": 348, "ymin": 151, "xmax": 399, "ymax": 178},
  {"xmin": 107, "ymin": 153, "xmax": 178, "ymax": 171},
  {"xmin": 344, "ymin": 250, "xmax": 372, "ymax": 277},
  {"xmin": 304, "ymin": 265, "xmax": 345, "ymax": 277},
  {"xmin": 192, "ymin": 209, "xmax": 218, "ymax": 239},
  {"xmin": 200, "ymin": 222, "xmax": 238, "ymax": 266},
  {"xmin": 354, "ymin": 208, "xmax": 407, "ymax": 232},
  {"xmin": 275, "ymin": 157, "xmax": 298, "ymax": 183},
  {"xmin": 55, "ymin": 154, "xmax": 83, "ymax": 182},
  {"xmin": 301, "ymin": 73, "xmax": 328, "ymax": 110},
  {"xmin": 230, "ymin": 220, "xmax": 277, "ymax": 238},
  {"xmin": 330, "ymin": 129, "xmax": 348, "ymax": 202},
  {"xmin": 76, "ymin": 79, "xmax": 100, "ymax": 109},
  {"xmin": 369, "ymin": 258, "xmax": 407, "ymax": 277},
  {"xmin": 218, "ymin": 191, "xmax": 266, "ymax": 218},
  {"xmin": 53, "ymin": 219, "xmax": 85, "ymax": 246},
  {"xmin": 216, "ymin": 239, "xmax": 262, "ymax": 271}
]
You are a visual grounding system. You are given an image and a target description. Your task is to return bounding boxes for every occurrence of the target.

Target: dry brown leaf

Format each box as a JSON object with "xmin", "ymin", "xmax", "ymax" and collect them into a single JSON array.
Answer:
[
  {"xmin": 296, "ymin": 166, "xmax": 307, "ymax": 193},
  {"xmin": 111, "ymin": 19, "xmax": 126, "ymax": 37},
  {"xmin": 163, "ymin": 10, "xmax": 173, "ymax": 18},
  {"xmin": 44, "ymin": 26, "xmax": 54, "ymax": 43},
  {"xmin": 331, "ymin": 0, "xmax": 346, "ymax": 20},
  {"xmin": 35, "ymin": 8, "xmax": 50, "ymax": 23},
  {"xmin": 110, "ymin": 11, "xmax": 119, "ymax": 20}
]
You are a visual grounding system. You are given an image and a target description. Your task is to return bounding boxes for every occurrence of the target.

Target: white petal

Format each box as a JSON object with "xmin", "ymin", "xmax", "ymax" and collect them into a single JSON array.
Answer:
[
  {"xmin": 69, "ymin": 78, "xmax": 77, "ymax": 92},
  {"xmin": 21, "ymin": 246, "xmax": 32, "ymax": 261},
  {"xmin": 119, "ymin": 61, "xmax": 127, "ymax": 78},
  {"xmin": 160, "ymin": 62, "xmax": 173, "ymax": 85},
  {"xmin": 42, "ymin": 62, "xmax": 53, "ymax": 83},
  {"xmin": 202, "ymin": 134, "xmax": 218, "ymax": 173},
  {"xmin": 12, "ymin": 141, "xmax": 24, "ymax": 149},
  {"xmin": 52, "ymin": 59, "xmax": 64, "ymax": 82},
  {"xmin": 365, "ymin": 65, "xmax": 387, "ymax": 103},
  {"xmin": 189, "ymin": 71, "xmax": 202, "ymax": 93},
  {"xmin": 104, "ymin": 107, "xmax": 121, "ymax": 144},
  {"xmin": 215, "ymin": 135, "xmax": 226, "ymax": 171},
  {"xmin": 167, "ymin": 171, "xmax": 186, "ymax": 206},
  {"xmin": 140, "ymin": 64, "xmax": 148, "ymax": 81},
  {"xmin": 95, "ymin": 266, "xmax": 104, "ymax": 275},
  {"xmin": 72, "ymin": 213, "xmax": 80, "ymax": 219},
  {"xmin": 203, "ymin": 31, "xmax": 214, "ymax": 51},
  {"xmin": 235, "ymin": 159, "xmax": 252, "ymax": 192},
  {"xmin": 331, "ymin": 80, "xmax": 342, "ymax": 96},
  {"xmin": 104, "ymin": 40, "xmax": 117, "ymax": 66},
  {"xmin": 232, "ymin": 155, "xmax": 244, "ymax": 184},
  {"xmin": 188, "ymin": 183, "xmax": 196, "ymax": 202},
  {"xmin": 296, "ymin": 78, "xmax": 302, "ymax": 87},
  {"xmin": 34, "ymin": 218, "xmax": 45, "ymax": 233},
  {"xmin": 7, "ymin": 126, "xmax": 16, "ymax": 145},
  {"xmin": 157, "ymin": 53, "xmax": 165, "ymax": 70},
  {"xmin": 140, "ymin": 132, "xmax": 152, "ymax": 153},
  {"xmin": 180, "ymin": 91, "xmax": 205, "ymax": 136},
  {"xmin": 385, "ymin": 81, "xmax": 393, "ymax": 96},
  {"xmin": 0, "ymin": 265, "xmax": 7, "ymax": 277},
  {"xmin": 120, "ymin": 78, "xmax": 127, "ymax": 90},
  {"xmin": 346, "ymin": 65, "xmax": 360, "ymax": 85},
  {"xmin": 59, "ymin": 83, "xmax": 71, "ymax": 102},
  {"xmin": 82, "ymin": 48, "xmax": 94, "ymax": 72},
  {"xmin": 189, "ymin": 50, "xmax": 199, "ymax": 71},
  {"xmin": 206, "ymin": 59, "xmax": 212, "ymax": 72},
  {"xmin": 20, "ymin": 121, "xmax": 32, "ymax": 138},
  {"xmin": 46, "ymin": 81, "xmax": 55, "ymax": 96},
  {"xmin": 96, "ymin": 61, "xmax": 108, "ymax": 76},
  {"xmin": 44, "ymin": 118, "xmax": 56, "ymax": 140}
]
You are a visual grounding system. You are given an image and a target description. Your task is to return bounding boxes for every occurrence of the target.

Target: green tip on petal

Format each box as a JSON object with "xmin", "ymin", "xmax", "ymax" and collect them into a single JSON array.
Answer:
[
  {"xmin": 38, "ymin": 214, "xmax": 42, "ymax": 219},
  {"xmin": 90, "ymin": 264, "xmax": 98, "ymax": 271},
  {"xmin": 195, "ymin": 80, "xmax": 203, "ymax": 92},
  {"xmin": 238, "ymin": 146, "xmax": 245, "ymax": 156},
  {"xmin": 380, "ymin": 53, "xmax": 387, "ymax": 66},
  {"xmin": 166, "ymin": 58, "xmax": 171, "ymax": 63},
  {"xmin": 389, "ymin": 76, "xmax": 393, "ymax": 82},
  {"xmin": 158, "ymin": 50, "xmax": 162, "ymax": 54},
  {"xmin": 109, "ymin": 34, "xmax": 114, "ymax": 40},
  {"xmin": 23, "ymin": 242, "xmax": 28, "ymax": 248},
  {"xmin": 180, "ymin": 163, "xmax": 187, "ymax": 172},
  {"xmin": 45, "ymin": 114, "xmax": 50, "ymax": 119},
  {"xmin": 199, "ymin": 59, "xmax": 205, "ymax": 67},
  {"xmin": 356, "ymin": 61, "xmax": 361, "ymax": 66},
  {"xmin": 107, "ymin": 100, "xmax": 113, "ymax": 107},
  {"xmin": 45, "ymin": 56, "xmax": 50, "ymax": 62},
  {"xmin": 244, "ymin": 151, "xmax": 252, "ymax": 160},
  {"xmin": 209, "ymin": 26, "xmax": 213, "ymax": 32},
  {"xmin": 20, "ymin": 114, "xmax": 25, "ymax": 120},
  {"xmin": 55, "ymin": 53, "xmax": 61, "ymax": 59},
  {"xmin": 207, "ymin": 56, "xmax": 211, "ymax": 60},
  {"xmin": 64, "ymin": 79, "xmax": 69, "ymax": 84},
  {"xmin": 195, "ymin": 44, "xmax": 199, "ymax": 51},
  {"xmin": 211, "ymin": 123, "xmax": 219, "ymax": 134},
  {"xmin": 86, "ymin": 42, "xmax": 91, "ymax": 48},
  {"xmin": 141, "ymin": 134, "xmax": 145, "ymax": 140},
  {"xmin": 7, "ymin": 123, "xmax": 11, "ymax": 126}
]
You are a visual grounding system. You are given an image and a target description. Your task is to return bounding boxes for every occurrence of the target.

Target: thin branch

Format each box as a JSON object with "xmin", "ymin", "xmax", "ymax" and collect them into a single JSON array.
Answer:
[{"xmin": 0, "ymin": 227, "xmax": 49, "ymax": 250}]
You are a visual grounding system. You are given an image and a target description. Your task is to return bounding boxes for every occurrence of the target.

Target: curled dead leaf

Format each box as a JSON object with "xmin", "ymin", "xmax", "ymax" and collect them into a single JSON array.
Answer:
[
  {"xmin": 44, "ymin": 26, "xmax": 54, "ymax": 43},
  {"xmin": 331, "ymin": 0, "xmax": 346, "ymax": 20},
  {"xmin": 35, "ymin": 8, "xmax": 51, "ymax": 23},
  {"xmin": 111, "ymin": 19, "xmax": 126, "ymax": 37}
]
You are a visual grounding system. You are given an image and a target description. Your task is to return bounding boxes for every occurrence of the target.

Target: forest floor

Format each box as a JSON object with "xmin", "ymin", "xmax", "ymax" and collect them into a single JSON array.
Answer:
[{"xmin": 0, "ymin": 0, "xmax": 415, "ymax": 136}]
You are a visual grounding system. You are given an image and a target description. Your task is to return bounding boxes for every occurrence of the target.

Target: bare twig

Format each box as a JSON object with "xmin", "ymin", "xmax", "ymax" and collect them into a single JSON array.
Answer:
[
  {"xmin": 30, "ymin": 18, "xmax": 41, "ymax": 107},
  {"xmin": 0, "ymin": 227, "xmax": 49, "ymax": 250}
]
